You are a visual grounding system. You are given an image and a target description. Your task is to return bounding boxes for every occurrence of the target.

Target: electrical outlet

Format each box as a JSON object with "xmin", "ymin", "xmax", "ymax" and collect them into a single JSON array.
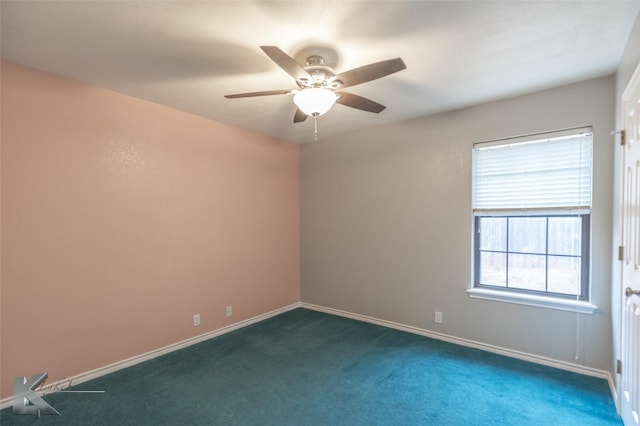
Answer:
[
  {"xmin": 434, "ymin": 311, "xmax": 443, "ymax": 324},
  {"xmin": 193, "ymin": 314, "xmax": 200, "ymax": 327},
  {"xmin": 226, "ymin": 306, "xmax": 232, "ymax": 317}
]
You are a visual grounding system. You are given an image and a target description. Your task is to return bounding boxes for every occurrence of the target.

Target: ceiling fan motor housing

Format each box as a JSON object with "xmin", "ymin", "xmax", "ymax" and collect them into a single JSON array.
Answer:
[{"xmin": 297, "ymin": 55, "xmax": 342, "ymax": 89}]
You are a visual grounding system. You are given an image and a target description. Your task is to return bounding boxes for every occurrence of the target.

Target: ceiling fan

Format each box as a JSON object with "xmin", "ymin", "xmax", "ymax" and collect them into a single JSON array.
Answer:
[{"xmin": 225, "ymin": 46, "xmax": 406, "ymax": 137}]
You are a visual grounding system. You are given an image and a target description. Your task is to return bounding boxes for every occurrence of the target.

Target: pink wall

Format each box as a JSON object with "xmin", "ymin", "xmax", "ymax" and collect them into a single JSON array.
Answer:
[{"xmin": 0, "ymin": 61, "xmax": 300, "ymax": 398}]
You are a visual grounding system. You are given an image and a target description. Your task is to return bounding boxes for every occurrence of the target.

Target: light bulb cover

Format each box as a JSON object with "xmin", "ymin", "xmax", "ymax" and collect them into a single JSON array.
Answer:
[{"xmin": 293, "ymin": 88, "xmax": 337, "ymax": 116}]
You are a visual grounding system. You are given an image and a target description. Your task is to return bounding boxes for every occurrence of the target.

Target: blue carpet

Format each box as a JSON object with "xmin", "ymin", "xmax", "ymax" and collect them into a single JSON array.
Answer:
[{"xmin": 1, "ymin": 308, "xmax": 621, "ymax": 425}]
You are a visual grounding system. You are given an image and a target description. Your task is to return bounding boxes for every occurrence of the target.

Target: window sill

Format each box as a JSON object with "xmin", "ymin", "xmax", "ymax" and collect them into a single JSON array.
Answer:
[{"xmin": 466, "ymin": 288, "xmax": 598, "ymax": 314}]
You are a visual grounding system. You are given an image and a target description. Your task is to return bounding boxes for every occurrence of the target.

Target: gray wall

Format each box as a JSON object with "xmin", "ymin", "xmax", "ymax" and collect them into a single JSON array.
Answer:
[
  {"xmin": 613, "ymin": 14, "xmax": 640, "ymax": 387},
  {"xmin": 301, "ymin": 75, "xmax": 615, "ymax": 373}
]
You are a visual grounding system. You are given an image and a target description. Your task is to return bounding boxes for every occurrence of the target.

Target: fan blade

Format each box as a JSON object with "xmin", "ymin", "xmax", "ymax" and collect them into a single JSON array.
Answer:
[
  {"xmin": 335, "ymin": 58, "xmax": 406, "ymax": 89},
  {"xmin": 260, "ymin": 46, "xmax": 312, "ymax": 82},
  {"xmin": 336, "ymin": 92, "xmax": 386, "ymax": 113},
  {"xmin": 294, "ymin": 108, "xmax": 308, "ymax": 123},
  {"xmin": 224, "ymin": 89, "xmax": 292, "ymax": 99}
]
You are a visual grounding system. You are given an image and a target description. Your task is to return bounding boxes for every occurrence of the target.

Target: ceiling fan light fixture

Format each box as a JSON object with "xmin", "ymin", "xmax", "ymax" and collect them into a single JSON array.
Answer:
[{"xmin": 293, "ymin": 88, "xmax": 337, "ymax": 117}]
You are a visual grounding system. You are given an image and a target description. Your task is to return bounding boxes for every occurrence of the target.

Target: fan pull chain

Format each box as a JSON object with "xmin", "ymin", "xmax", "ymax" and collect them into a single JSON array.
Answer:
[{"xmin": 314, "ymin": 115, "xmax": 319, "ymax": 141}]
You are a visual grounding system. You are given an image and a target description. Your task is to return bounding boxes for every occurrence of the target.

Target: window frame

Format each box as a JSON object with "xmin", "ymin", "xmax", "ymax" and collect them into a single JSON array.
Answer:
[{"xmin": 472, "ymin": 213, "xmax": 590, "ymax": 301}]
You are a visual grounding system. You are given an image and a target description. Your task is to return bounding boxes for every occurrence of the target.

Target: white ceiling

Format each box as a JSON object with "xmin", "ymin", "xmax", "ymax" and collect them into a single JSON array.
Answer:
[{"xmin": 2, "ymin": 1, "xmax": 639, "ymax": 144}]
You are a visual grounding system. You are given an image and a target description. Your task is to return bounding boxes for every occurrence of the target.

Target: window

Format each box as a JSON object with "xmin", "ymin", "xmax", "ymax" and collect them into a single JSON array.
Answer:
[
  {"xmin": 475, "ymin": 214, "xmax": 589, "ymax": 297},
  {"xmin": 469, "ymin": 127, "xmax": 596, "ymax": 312}
]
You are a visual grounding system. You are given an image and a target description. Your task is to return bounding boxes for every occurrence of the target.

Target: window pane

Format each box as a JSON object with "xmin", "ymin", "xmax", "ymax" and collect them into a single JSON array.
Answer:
[
  {"xmin": 548, "ymin": 256, "xmax": 581, "ymax": 295},
  {"xmin": 479, "ymin": 252, "xmax": 506, "ymax": 286},
  {"xmin": 508, "ymin": 253, "xmax": 546, "ymax": 291},
  {"xmin": 508, "ymin": 217, "xmax": 546, "ymax": 254},
  {"xmin": 548, "ymin": 217, "xmax": 581, "ymax": 256},
  {"xmin": 479, "ymin": 217, "xmax": 507, "ymax": 251},
  {"xmin": 473, "ymin": 213, "xmax": 588, "ymax": 299}
]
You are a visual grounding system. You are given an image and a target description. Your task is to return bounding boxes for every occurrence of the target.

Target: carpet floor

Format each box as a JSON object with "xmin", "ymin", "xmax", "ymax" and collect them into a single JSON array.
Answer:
[{"xmin": 1, "ymin": 308, "xmax": 622, "ymax": 425}]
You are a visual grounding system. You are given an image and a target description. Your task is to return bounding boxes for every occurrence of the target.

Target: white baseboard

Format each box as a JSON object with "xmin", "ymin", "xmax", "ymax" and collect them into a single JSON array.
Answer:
[
  {"xmin": 3, "ymin": 301, "xmax": 616, "ymax": 411},
  {"xmin": 301, "ymin": 302, "xmax": 616, "ymax": 398},
  {"xmin": 0, "ymin": 302, "xmax": 302, "ymax": 411}
]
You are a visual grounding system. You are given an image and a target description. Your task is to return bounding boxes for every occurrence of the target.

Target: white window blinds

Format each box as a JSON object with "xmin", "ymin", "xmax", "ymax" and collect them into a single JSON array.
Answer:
[{"xmin": 472, "ymin": 128, "xmax": 593, "ymax": 211}]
